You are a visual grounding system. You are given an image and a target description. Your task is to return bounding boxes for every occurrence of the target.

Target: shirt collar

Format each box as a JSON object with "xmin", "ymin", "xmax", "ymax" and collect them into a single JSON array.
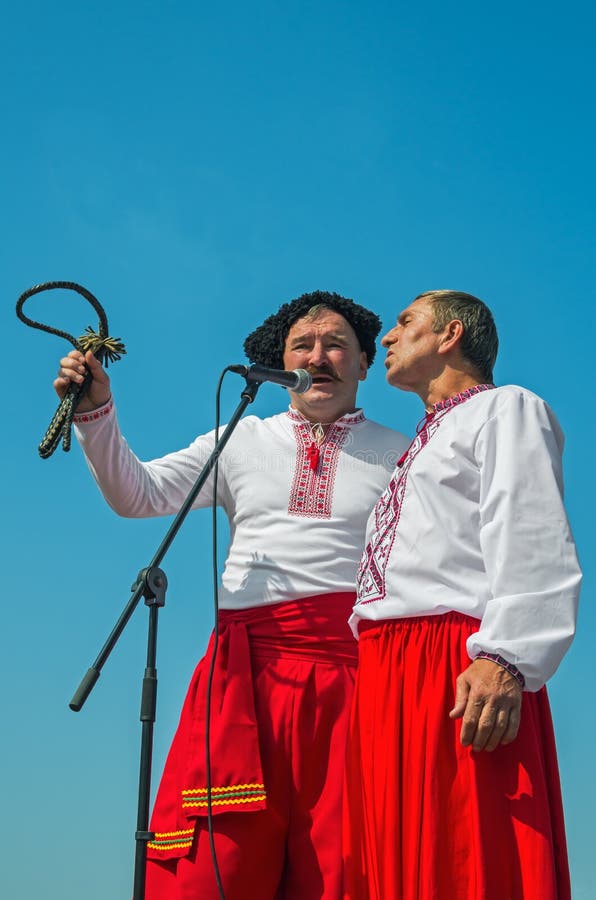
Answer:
[
  {"xmin": 431, "ymin": 383, "xmax": 495, "ymax": 415},
  {"xmin": 286, "ymin": 406, "xmax": 366, "ymax": 426}
]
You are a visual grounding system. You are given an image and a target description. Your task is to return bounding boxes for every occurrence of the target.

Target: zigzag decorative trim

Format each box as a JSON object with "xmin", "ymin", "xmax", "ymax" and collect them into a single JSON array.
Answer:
[
  {"xmin": 147, "ymin": 828, "xmax": 195, "ymax": 852},
  {"xmin": 147, "ymin": 786, "xmax": 268, "ymax": 853},
  {"xmin": 181, "ymin": 782, "xmax": 267, "ymax": 809}
]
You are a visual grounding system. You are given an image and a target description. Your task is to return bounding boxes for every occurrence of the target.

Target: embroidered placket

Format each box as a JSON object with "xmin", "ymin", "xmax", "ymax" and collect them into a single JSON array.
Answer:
[
  {"xmin": 356, "ymin": 384, "xmax": 495, "ymax": 605},
  {"xmin": 286, "ymin": 408, "xmax": 365, "ymax": 518}
]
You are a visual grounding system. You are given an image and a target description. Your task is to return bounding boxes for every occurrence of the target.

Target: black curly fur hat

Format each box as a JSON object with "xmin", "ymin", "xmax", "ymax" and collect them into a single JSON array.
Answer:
[{"xmin": 243, "ymin": 290, "xmax": 382, "ymax": 369}]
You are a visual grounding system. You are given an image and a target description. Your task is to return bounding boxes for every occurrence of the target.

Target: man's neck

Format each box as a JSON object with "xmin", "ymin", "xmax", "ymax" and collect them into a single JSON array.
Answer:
[{"xmin": 420, "ymin": 372, "xmax": 489, "ymax": 411}]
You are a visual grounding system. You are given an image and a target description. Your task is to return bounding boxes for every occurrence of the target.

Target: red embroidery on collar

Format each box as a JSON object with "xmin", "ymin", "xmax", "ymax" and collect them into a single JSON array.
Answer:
[
  {"xmin": 431, "ymin": 383, "xmax": 495, "ymax": 413},
  {"xmin": 396, "ymin": 385, "xmax": 495, "ymax": 468},
  {"xmin": 286, "ymin": 407, "xmax": 366, "ymax": 426}
]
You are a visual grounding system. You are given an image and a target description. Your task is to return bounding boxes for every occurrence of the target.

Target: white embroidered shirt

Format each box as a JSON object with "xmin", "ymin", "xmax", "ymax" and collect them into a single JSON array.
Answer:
[
  {"xmin": 74, "ymin": 402, "xmax": 409, "ymax": 610},
  {"xmin": 351, "ymin": 385, "xmax": 581, "ymax": 691}
]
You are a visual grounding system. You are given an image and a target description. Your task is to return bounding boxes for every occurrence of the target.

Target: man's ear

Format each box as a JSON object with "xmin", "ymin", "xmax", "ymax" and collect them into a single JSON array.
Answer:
[
  {"xmin": 358, "ymin": 351, "xmax": 368, "ymax": 381},
  {"xmin": 437, "ymin": 319, "xmax": 464, "ymax": 355}
]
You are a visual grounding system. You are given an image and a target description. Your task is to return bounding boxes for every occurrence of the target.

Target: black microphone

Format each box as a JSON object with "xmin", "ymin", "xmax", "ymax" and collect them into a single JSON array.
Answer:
[{"xmin": 229, "ymin": 364, "xmax": 313, "ymax": 394}]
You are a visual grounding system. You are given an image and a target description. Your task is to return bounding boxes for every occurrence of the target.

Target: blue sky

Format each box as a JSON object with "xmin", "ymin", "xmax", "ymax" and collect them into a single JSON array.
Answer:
[{"xmin": 1, "ymin": 2, "xmax": 594, "ymax": 897}]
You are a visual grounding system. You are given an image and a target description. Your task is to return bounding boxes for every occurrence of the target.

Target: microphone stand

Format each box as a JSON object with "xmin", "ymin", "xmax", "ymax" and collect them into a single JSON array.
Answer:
[{"xmin": 69, "ymin": 378, "xmax": 261, "ymax": 900}]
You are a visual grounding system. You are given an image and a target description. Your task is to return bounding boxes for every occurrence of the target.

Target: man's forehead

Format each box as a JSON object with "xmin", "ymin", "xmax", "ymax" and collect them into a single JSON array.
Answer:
[
  {"xmin": 397, "ymin": 297, "xmax": 433, "ymax": 321},
  {"xmin": 286, "ymin": 310, "xmax": 353, "ymax": 337}
]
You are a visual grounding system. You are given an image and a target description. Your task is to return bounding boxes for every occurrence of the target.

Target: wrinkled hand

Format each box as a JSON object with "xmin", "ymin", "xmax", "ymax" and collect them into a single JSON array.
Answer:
[
  {"xmin": 449, "ymin": 658, "xmax": 522, "ymax": 752},
  {"xmin": 54, "ymin": 349, "xmax": 111, "ymax": 413}
]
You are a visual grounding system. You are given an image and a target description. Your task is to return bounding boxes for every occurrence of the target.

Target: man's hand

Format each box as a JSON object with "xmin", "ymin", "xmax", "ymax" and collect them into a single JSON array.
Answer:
[
  {"xmin": 449, "ymin": 658, "xmax": 522, "ymax": 752},
  {"xmin": 54, "ymin": 349, "xmax": 111, "ymax": 413}
]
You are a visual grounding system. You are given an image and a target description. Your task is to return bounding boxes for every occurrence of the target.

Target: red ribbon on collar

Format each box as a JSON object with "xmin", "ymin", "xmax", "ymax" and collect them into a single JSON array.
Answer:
[{"xmin": 306, "ymin": 442, "xmax": 320, "ymax": 471}]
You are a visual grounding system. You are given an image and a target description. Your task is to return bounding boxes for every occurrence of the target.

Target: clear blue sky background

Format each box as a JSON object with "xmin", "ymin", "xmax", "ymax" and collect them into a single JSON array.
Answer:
[{"xmin": 1, "ymin": 2, "xmax": 594, "ymax": 897}]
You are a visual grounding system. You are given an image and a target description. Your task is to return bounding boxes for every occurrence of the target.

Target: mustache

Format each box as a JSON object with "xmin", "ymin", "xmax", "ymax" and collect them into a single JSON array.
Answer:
[{"xmin": 306, "ymin": 365, "xmax": 341, "ymax": 382}]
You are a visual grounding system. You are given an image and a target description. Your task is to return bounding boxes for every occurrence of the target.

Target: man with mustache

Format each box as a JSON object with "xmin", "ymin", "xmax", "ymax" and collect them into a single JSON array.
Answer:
[
  {"xmin": 344, "ymin": 290, "xmax": 581, "ymax": 900},
  {"xmin": 56, "ymin": 290, "xmax": 409, "ymax": 899}
]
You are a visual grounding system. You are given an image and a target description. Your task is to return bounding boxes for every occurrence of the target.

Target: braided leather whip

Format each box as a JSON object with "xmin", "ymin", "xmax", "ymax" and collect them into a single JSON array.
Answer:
[{"xmin": 16, "ymin": 281, "xmax": 126, "ymax": 458}]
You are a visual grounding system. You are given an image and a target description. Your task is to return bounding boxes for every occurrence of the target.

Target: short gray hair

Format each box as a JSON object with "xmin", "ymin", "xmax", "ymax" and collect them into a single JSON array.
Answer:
[{"xmin": 416, "ymin": 290, "xmax": 498, "ymax": 382}]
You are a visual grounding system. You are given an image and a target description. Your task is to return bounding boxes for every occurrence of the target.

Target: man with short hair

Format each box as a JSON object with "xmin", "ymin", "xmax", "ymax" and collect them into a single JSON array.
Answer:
[
  {"xmin": 345, "ymin": 290, "xmax": 581, "ymax": 900},
  {"xmin": 56, "ymin": 290, "xmax": 409, "ymax": 899}
]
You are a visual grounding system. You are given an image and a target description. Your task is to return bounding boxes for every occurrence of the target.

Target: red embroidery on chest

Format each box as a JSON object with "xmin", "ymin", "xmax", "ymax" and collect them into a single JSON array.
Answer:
[
  {"xmin": 288, "ymin": 423, "xmax": 349, "ymax": 518},
  {"xmin": 356, "ymin": 384, "xmax": 495, "ymax": 606}
]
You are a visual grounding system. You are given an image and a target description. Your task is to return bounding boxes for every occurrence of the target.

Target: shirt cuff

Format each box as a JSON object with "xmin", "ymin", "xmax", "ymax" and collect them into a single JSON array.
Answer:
[
  {"xmin": 473, "ymin": 651, "xmax": 526, "ymax": 689},
  {"xmin": 73, "ymin": 397, "xmax": 114, "ymax": 425}
]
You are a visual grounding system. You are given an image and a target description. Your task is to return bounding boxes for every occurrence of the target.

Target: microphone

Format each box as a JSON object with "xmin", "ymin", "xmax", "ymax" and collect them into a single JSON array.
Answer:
[{"xmin": 229, "ymin": 364, "xmax": 313, "ymax": 394}]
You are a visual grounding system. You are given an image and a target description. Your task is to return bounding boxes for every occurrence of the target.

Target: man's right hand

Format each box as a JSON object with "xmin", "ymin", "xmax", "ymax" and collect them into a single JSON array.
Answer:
[{"xmin": 54, "ymin": 349, "xmax": 111, "ymax": 413}]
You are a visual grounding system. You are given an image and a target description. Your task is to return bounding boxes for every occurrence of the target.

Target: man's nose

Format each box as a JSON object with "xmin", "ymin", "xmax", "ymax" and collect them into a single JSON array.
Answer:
[
  {"xmin": 381, "ymin": 330, "xmax": 396, "ymax": 348},
  {"xmin": 308, "ymin": 342, "xmax": 328, "ymax": 366}
]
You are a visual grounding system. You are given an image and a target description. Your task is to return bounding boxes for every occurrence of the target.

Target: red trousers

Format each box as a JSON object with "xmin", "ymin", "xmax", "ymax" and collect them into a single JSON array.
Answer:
[
  {"xmin": 146, "ymin": 594, "xmax": 358, "ymax": 899},
  {"xmin": 344, "ymin": 613, "xmax": 571, "ymax": 900}
]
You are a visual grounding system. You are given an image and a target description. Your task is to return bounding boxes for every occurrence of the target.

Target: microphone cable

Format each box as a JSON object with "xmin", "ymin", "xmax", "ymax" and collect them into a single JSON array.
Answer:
[{"xmin": 204, "ymin": 366, "xmax": 231, "ymax": 900}]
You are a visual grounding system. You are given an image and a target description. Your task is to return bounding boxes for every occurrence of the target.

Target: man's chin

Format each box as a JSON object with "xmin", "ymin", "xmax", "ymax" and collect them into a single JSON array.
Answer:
[
  {"xmin": 386, "ymin": 372, "xmax": 417, "ymax": 394},
  {"xmin": 309, "ymin": 378, "xmax": 336, "ymax": 391},
  {"xmin": 306, "ymin": 389, "xmax": 340, "ymax": 406}
]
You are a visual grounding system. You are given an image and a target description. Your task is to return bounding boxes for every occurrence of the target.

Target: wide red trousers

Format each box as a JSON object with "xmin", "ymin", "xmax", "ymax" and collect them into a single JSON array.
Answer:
[
  {"xmin": 344, "ymin": 612, "xmax": 571, "ymax": 900},
  {"xmin": 146, "ymin": 593, "xmax": 358, "ymax": 899}
]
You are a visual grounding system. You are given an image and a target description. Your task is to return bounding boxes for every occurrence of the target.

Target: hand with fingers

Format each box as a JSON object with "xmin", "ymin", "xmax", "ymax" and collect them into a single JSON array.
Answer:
[
  {"xmin": 54, "ymin": 349, "xmax": 112, "ymax": 413},
  {"xmin": 449, "ymin": 658, "xmax": 522, "ymax": 752}
]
